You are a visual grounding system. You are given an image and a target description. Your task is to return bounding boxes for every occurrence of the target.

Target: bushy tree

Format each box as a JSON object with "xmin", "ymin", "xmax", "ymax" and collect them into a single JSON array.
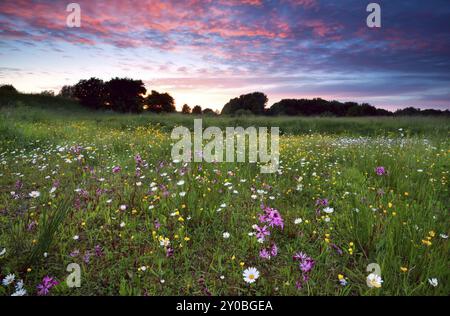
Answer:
[
  {"xmin": 181, "ymin": 104, "xmax": 191, "ymax": 114},
  {"xmin": 146, "ymin": 90, "xmax": 175, "ymax": 113},
  {"xmin": 192, "ymin": 105, "xmax": 202, "ymax": 115},
  {"xmin": 0, "ymin": 84, "xmax": 18, "ymax": 94},
  {"xmin": 202, "ymin": 108, "xmax": 217, "ymax": 116},
  {"xmin": 221, "ymin": 92, "xmax": 268, "ymax": 115},
  {"xmin": 105, "ymin": 77, "xmax": 146, "ymax": 113},
  {"xmin": 73, "ymin": 78, "xmax": 107, "ymax": 110},
  {"xmin": 58, "ymin": 85, "xmax": 76, "ymax": 99},
  {"xmin": 40, "ymin": 90, "xmax": 55, "ymax": 97}
]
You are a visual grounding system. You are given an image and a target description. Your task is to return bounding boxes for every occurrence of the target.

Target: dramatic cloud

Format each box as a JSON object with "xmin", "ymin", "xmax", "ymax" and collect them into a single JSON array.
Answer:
[{"xmin": 0, "ymin": 0, "xmax": 449, "ymax": 110}]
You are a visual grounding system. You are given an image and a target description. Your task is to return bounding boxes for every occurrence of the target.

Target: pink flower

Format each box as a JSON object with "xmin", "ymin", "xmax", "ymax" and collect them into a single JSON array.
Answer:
[
  {"xmin": 36, "ymin": 276, "xmax": 59, "ymax": 296},
  {"xmin": 255, "ymin": 225, "xmax": 270, "ymax": 240},
  {"xmin": 375, "ymin": 166, "xmax": 386, "ymax": 176},
  {"xmin": 112, "ymin": 166, "xmax": 121, "ymax": 173}
]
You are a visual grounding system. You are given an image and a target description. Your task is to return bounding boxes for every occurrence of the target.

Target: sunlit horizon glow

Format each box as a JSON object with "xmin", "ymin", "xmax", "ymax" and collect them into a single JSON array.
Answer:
[{"xmin": 1, "ymin": 0, "xmax": 449, "ymax": 111}]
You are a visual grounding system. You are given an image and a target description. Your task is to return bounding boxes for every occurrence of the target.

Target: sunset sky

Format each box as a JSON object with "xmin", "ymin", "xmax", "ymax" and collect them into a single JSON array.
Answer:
[{"xmin": 1, "ymin": 0, "xmax": 449, "ymax": 111}]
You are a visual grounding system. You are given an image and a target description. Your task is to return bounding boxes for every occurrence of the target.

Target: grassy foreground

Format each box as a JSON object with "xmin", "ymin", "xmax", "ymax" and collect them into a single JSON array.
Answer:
[{"xmin": 0, "ymin": 100, "xmax": 449, "ymax": 296}]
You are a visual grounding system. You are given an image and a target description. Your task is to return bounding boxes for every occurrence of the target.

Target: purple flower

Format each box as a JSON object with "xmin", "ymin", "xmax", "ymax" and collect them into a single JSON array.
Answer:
[
  {"xmin": 15, "ymin": 180, "xmax": 23, "ymax": 190},
  {"xmin": 259, "ymin": 206, "xmax": 284, "ymax": 229},
  {"xmin": 259, "ymin": 248, "xmax": 271, "ymax": 259},
  {"xmin": 94, "ymin": 245, "xmax": 103, "ymax": 257},
  {"xmin": 299, "ymin": 258, "xmax": 315, "ymax": 273},
  {"xmin": 270, "ymin": 243, "xmax": 278, "ymax": 257},
  {"xmin": 375, "ymin": 166, "xmax": 386, "ymax": 176},
  {"xmin": 112, "ymin": 166, "xmax": 121, "ymax": 173},
  {"xmin": 254, "ymin": 225, "xmax": 270, "ymax": 240},
  {"xmin": 69, "ymin": 249, "xmax": 80, "ymax": 257},
  {"xmin": 27, "ymin": 220, "xmax": 37, "ymax": 231},
  {"xmin": 36, "ymin": 276, "xmax": 59, "ymax": 296},
  {"xmin": 166, "ymin": 247, "xmax": 174, "ymax": 258},
  {"xmin": 293, "ymin": 252, "xmax": 308, "ymax": 262},
  {"xmin": 315, "ymin": 198, "xmax": 329, "ymax": 207},
  {"xmin": 83, "ymin": 251, "xmax": 91, "ymax": 264},
  {"xmin": 154, "ymin": 219, "xmax": 161, "ymax": 230},
  {"xmin": 134, "ymin": 154, "xmax": 144, "ymax": 167}
]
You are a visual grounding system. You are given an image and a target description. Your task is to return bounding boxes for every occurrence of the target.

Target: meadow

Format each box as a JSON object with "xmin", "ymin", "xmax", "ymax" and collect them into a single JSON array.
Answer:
[{"xmin": 0, "ymin": 96, "xmax": 449, "ymax": 296}]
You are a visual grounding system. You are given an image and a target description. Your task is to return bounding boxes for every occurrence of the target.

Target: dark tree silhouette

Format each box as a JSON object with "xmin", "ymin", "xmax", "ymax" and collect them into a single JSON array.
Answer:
[
  {"xmin": 146, "ymin": 90, "xmax": 175, "ymax": 113},
  {"xmin": 74, "ymin": 78, "xmax": 107, "ymax": 110},
  {"xmin": 269, "ymin": 98, "xmax": 392, "ymax": 117},
  {"xmin": 221, "ymin": 92, "xmax": 268, "ymax": 115},
  {"xmin": 105, "ymin": 77, "xmax": 146, "ymax": 113},
  {"xmin": 192, "ymin": 105, "xmax": 202, "ymax": 115},
  {"xmin": 58, "ymin": 85, "xmax": 76, "ymax": 99},
  {"xmin": 40, "ymin": 90, "xmax": 55, "ymax": 97},
  {"xmin": 202, "ymin": 108, "xmax": 217, "ymax": 116},
  {"xmin": 0, "ymin": 84, "xmax": 18, "ymax": 94},
  {"xmin": 181, "ymin": 104, "xmax": 191, "ymax": 114}
]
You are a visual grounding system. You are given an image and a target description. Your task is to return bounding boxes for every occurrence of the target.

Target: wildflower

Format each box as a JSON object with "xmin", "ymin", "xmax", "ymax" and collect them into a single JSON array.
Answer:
[
  {"xmin": 400, "ymin": 266, "xmax": 408, "ymax": 273},
  {"xmin": 299, "ymin": 258, "xmax": 315, "ymax": 273},
  {"xmin": 270, "ymin": 243, "xmax": 278, "ymax": 257},
  {"xmin": 166, "ymin": 247, "xmax": 174, "ymax": 257},
  {"xmin": 2, "ymin": 273, "xmax": 15, "ymax": 286},
  {"xmin": 254, "ymin": 225, "xmax": 270, "ymax": 241},
  {"xmin": 243, "ymin": 267, "xmax": 260, "ymax": 284},
  {"xmin": 112, "ymin": 166, "xmax": 121, "ymax": 173},
  {"xmin": 29, "ymin": 191, "xmax": 41, "ymax": 198},
  {"xmin": 259, "ymin": 248, "xmax": 271, "ymax": 259},
  {"xmin": 315, "ymin": 198, "xmax": 329, "ymax": 207},
  {"xmin": 73, "ymin": 235, "xmax": 79, "ymax": 241},
  {"xmin": 323, "ymin": 207, "xmax": 334, "ymax": 214},
  {"xmin": 294, "ymin": 218, "xmax": 303, "ymax": 224},
  {"xmin": 11, "ymin": 288, "xmax": 27, "ymax": 296},
  {"xmin": 428, "ymin": 278, "xmax": 438, "ymax": 287},
  {"xmin": 0, "ymin": 248, "xmax": 5, "ymax": 256},
  {"xmin": 440, "ymin": 234, "xmax": 448, "ymax": 239},
  {"xmin": 223, "ymin": 232, "xmax": 230, "ymax": 239},
  {"xmin": 94, "ymin": 245, "xmax": 103, "ymax": 257},
  {"xmin": 177, "ymin": 180, "xmax": 185, "ymax": 186},
  {"xmin": 120, "ymin": 222, "xmax": 125, "ymax": 228},
  {"xmin": 375, "ymin": 166, "xmax": 386, "ymax": 176},
  {"xmin": 338, "ymin": 274, "xmax": 348, "ymax": 286},
  {"xmin": 119, "ymin": 204, "xmax": 127, "ymax": 211},
  {"xmin": 49, "ymin": 187, "xmax": 57, "ymax": 194},
  {"xmin": 366, "ymin": 273, "xmax": 383, "ymax": 288},
  {"xmin": 36, "ymin": 276, "xmax": 59, "ymax": 296},
  {"xmin": 259, "ymin": 206, "xmax": 284, "ymax": 229}
]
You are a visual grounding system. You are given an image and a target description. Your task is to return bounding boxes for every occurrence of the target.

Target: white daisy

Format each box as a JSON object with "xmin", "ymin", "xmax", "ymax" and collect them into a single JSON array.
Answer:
[
  {"xmin": 323, "ymin": 207, "xmax": 334, "ymax": 214},
  {"xmin": 11, "ymin": 288, "xmax": 27, "ymax": 296},
  {"xmin": 179, "ymin": 191, "xmax": 186, "ymax": 197},
  {"xmin": 428, "ymin": 278, "xmax": 438, "ymax": 287},
  {"xmin": 2, "ymin": 273, "xmax": 15, "ymax": 286},
  {"xmin": 119, "ymin": 205, "xmax": 127, "ymax": 211},
  {"xmin": 29, "ymin": 191, "xmax": 40, "ymax": 198},
  {"xmin": 223, "ymin": 232, "xmax": 230, "ymax": 239},
  {"xmin": 243, "ymin": 267, "xmax": 260, "ymax": 284},
  {"xmin": 366, "ymin": 273, "xmax": 383, "ymax": 288},
  {"xmin": 73, "ymin": 235, "xmax": 79, "ymax": 240},
  {"xmin": 177, "ymin": 180, "xmax": 185, "ymax": 186},
  {"xmin": 120, "ymin": 222, "xmax": 126, "ymax": 228},
  {"xmin": 49, "ymin": 187, "xmax": 57, "ymax": 194},
  {"xmin": 294, "ymin": 218, "xmax": 303, "ymax": 225},
  {"xmin": 0, "ymin": 248, "xmax": 6, "ymax": 256}
]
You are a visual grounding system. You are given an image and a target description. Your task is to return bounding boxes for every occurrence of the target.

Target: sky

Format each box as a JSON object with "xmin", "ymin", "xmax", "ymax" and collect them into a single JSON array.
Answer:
[{"xmin": 1, "ymin": 0, "xmax": 449, "ymax": 111}]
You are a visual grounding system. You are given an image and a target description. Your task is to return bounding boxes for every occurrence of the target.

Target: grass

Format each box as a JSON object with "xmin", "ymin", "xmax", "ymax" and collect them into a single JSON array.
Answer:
[{"xmin": 0, "ymin": 96, "xmax": 449, "ymax": 296}]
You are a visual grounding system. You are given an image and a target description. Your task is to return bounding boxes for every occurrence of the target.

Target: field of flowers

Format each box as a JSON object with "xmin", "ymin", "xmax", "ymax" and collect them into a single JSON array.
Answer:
[{"xmin": 0, "ymin": 103, "xmax": 449, "ymax": 296}]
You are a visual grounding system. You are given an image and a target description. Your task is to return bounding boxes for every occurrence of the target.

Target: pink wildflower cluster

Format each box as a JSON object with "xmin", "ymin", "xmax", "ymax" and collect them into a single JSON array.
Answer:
[
  {"xmin": 256, "ymin": 205, "xmax": 284, "ymax": 260},
  {"xmin": 293, "ymin": 252, "xmax": 315, "ymax": 289},
  {"xmin": 258, "ymin": 205, "xmax": 284, "ymax": 229},
  {"xmin": 36, "ymin": 276, "xmax": 59, "ymax": 296}
]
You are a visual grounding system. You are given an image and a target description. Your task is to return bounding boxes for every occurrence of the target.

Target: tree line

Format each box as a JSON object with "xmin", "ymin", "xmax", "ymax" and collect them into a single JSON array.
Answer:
[{"xmin": 1, "ymin": 82, "xmax": 448, "ymax": 116}]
